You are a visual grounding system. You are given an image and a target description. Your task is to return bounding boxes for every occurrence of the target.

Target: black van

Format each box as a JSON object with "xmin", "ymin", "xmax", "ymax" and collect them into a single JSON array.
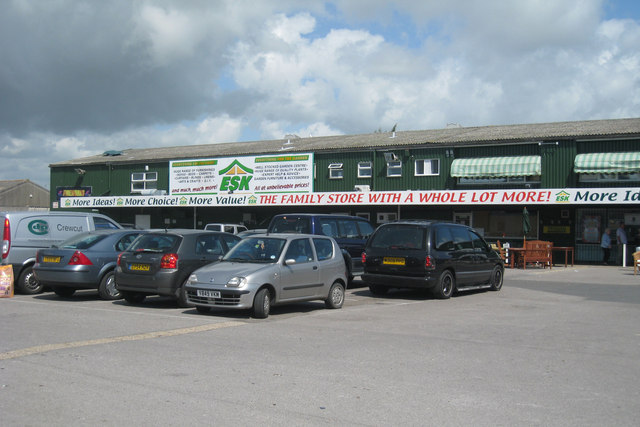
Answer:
[
  {"xmin": 362, "ymin": 221, "xmax": 503, "ymax": 298},
  {"xmin": 267, "ymin": 213, "xmax": 375, "ymax": 283}
]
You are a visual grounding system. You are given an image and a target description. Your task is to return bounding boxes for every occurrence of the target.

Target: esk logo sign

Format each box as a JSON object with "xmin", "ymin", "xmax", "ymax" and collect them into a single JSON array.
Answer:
[{"xmin": 219, "ymin": 160, "xmax": 253, "ymax": 192}]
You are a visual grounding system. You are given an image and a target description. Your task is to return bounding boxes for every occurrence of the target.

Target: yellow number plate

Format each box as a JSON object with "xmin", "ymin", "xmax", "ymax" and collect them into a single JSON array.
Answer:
[
  {"xmin": 383, "ymin": 257, "xmax": 405, "ymax": 266},
  {"xmin": 129, "ymin": 263, "xmax": 150, "ymax": 271},
  {"xmin": 43, "ymin": 256, "xmax": 61, "ymax": 263}
]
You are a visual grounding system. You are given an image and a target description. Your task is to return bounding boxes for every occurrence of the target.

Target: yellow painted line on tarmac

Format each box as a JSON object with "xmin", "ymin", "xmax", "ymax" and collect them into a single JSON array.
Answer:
[{"xmin": 0, "ymin": 321, "xmax": 245, "ymax": 361}]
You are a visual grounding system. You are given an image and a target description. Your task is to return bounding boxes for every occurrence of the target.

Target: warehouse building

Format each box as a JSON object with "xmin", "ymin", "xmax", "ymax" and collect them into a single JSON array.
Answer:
[{"xmin": 50, "ymin": 117, "xmax": 640, "ymax": 263}]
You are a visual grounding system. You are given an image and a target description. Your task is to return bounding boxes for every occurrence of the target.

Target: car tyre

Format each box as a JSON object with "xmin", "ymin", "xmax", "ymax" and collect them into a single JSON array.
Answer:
[
  {"xmin": 17, "ymin": 266, "xmax": 44, "ymax": 294},
  {"xmin": 325, "ymin": 281, "xmax": 345, "ymax": 309},
  {"xmin": 122, "ymin": 291, "xmax": 146, "ymax": 304},
  {"xmin": 489, "ymin": 266, "xmax": 504, "ymax": 291},
  {"xmin": 433, "ymin": 270, "xmax": 454, "ymax": 299},
  {"xmin": 53, "ymin": 287, "xmax": 75, "ymax": 298},
  {"xmin": 253, "ymin": 288, "xmax": 271, "ymax": 319},
  {"xmin": 176, "ymin": 280, "xmax": 193, "ymax": 308},
  {"xmin": 98, "ymin": 271, "xmax": 120, "ymax": 300},
  {"xmin": 369, "ymin": 284, "xmax": 389, "ymax": 296}
]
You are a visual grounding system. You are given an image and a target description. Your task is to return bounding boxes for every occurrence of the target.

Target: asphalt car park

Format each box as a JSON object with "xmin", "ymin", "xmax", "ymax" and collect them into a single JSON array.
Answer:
[{"xmin": 2, "ymin": 267, "xmax": 640, "ymax": 425}]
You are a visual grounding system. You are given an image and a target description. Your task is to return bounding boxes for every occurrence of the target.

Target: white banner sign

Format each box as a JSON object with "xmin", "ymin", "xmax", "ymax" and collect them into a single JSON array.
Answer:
[
  {"xmin": 169, "ymin": 153, "xmax": 314, "ymax": 195},
  {"xmin": 60, "ymin": 187, "xmax": 640, "ymax": 208}
]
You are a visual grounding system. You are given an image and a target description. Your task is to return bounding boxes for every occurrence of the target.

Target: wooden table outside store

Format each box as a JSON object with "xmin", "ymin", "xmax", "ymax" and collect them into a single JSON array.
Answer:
[
  {"xmin": 552, "ymin": 246, "xmax": 575, "ymax": 267},
  {"xmin": 507, "ymin": 247, "xmax": 525, "ymax": 268}
]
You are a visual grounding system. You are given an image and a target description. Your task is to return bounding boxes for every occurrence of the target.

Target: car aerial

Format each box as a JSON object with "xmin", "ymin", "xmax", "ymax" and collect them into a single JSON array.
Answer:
[
  {"xmin": 33, "ymin": 229, "xmax": 146, "ymax": 300},
  {"xmin": 266, "ymin": 213, "xmax": 374, "ymax": 285},
  {"xmin": 362, "ymin": 221, "xmax": 504, "ymax": 299},
  {"xmin": 115, "ymin": 229, "xmax": 241, "ymax": 306},
  {"xmin": 184, "ymin": 234, "xmax": 347, "ymax": 318}
]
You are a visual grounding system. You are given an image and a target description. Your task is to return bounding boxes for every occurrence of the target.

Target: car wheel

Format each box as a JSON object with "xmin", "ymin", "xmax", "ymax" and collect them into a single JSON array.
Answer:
[
  {"xmin": 195, "ymin": 305, "xmax": 210, "ymax": 314},
  {"xmin": 253, "ymin": 288, "xmax": 271, "ymax": 319},
  {"xmin": 17, "ymin": 266, "xmax": 44, "ymax": 294},
  {"xmin": 325, "ymin": 281, "xmax": 345, "ymax": 309},
  {"xmin": 122, "ymin": 291, "xmax": 145, "ymax": 304},
  {"xmin": 176, "ymin": 280, "xmax": 193, "ymax": 308},
  {"xmin": 434, "ymin": 270, "xmax": 454, "ymax": 299},
  {"xmin": 98, "ymin": 271, "xmax": 120, "ymax": 300},
  {"xmin": 489, "ymin": 266, "xmax": 504, "ymax": 291},
  {"xmin": 369, "ymin": 284, "xmax": 388, "ymax": 296},
  {"xmin": 53, "ymin": 287, "xmax": 75, "ymax": 298}
]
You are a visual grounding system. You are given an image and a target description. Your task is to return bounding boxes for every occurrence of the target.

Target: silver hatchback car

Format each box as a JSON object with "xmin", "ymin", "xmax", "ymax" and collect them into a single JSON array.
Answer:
[{"xmin": 184, "ymin": 234, "xmax": 347, "ymax": 318}]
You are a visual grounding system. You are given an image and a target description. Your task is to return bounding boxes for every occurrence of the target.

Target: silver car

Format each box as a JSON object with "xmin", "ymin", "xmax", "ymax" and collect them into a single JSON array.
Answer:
[{"xmin": 184, "ymin": 234, "xmax": 347, "ymax": 318}]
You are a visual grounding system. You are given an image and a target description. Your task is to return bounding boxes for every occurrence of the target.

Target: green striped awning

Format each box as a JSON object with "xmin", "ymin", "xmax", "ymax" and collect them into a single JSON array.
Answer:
[
  {"xmin": 574, "ymin": 152, "xmax": 640, "ymax": 173},
  {"xmin": 450, "ymin": 156, "xmax": 541, "ymax": 178}
]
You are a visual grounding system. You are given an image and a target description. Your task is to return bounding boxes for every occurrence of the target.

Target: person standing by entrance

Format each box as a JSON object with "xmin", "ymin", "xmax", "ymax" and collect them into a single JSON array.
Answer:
[
  {"xmin": 601, "ymin": 228, "xmax": 612, "ymax": 265},
  {"xmin": 617, "ymin": 222, "xmax": 628, "ymax": 265}
]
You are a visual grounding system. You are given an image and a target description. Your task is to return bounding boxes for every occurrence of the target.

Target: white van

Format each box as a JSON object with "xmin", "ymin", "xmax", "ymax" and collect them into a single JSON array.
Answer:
[
  {"xmin": 1, "ymin": 211, "xmax": 122, "ymax": 294},
  {"xmin": 203, "ymin": 223, "xmax": 248, "ymax": 234}
]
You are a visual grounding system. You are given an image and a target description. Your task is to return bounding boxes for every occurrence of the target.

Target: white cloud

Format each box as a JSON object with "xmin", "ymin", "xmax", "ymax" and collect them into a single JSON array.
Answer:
[{"xmin": 1, "ymin": 0, "xmax": 639, "ymax": 189}]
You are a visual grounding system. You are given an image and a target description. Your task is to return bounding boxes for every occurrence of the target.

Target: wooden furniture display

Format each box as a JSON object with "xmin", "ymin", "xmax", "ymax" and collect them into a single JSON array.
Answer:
[
  {"xmin": 495, "ymin": 240, "xmax": 507, "ymax": 263},
  {"xmin": 551, "ymin": 246, "xmax": 575, "ymax": 267},
  {"xmin": 520, "ymin": 240, "xmax": 553, "ymax": 269}
]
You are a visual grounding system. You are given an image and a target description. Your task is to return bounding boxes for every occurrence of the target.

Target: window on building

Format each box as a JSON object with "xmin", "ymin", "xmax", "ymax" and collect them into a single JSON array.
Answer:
[
  {"xmin": 578, "ymin": 172, "xmax": 640, "ymax": 182},
  {"xmin": 358, "ymin": 161, "xmax": 372, "ymax": 178},
  {"xmin": 458, "ymin": 175, "xmax": 541, "ymax": 185},
  {"xmin": 415, "ymin": 159, "xmax": 440, "ymax": 176},
  {"xmin": 131, "ymin": 172, "xmax": 158, "ymax": 193},
  {"xmin": 328, "ymin": 163, "xmax": 344, "ymax": 179},
  {"xmin": 386, "ymin": 161, "xmax": 402, "ymax": 177}
]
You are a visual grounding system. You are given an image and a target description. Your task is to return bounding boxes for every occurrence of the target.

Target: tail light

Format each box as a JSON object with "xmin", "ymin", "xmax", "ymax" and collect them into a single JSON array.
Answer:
[
  {"xmin": 161, "ymin": 253, "xmax": 178, "ymax": 269},
  {"xmin": 361, "ymin": 252, "xmax": 366, "ymax": 264},
  {"xmin": 425, "ymin": 255, "xmax": 435, "ymax": 269},
  {"xmin": 2, "ymin": 217, "xmax": 10, "ymax": 259},
  {"xmin": 117, "ymin": 253, "xmax": 123, "ymax": 266},
  {"xmin": 68, "ymin": 251, "xmax": 93, "ymax": 266}
]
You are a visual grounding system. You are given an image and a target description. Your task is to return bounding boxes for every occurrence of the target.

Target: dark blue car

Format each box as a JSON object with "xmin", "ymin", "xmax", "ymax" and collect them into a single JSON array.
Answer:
[{"xmin": 266, "ymin": 213, "xmax": 375, "ymax": 284}]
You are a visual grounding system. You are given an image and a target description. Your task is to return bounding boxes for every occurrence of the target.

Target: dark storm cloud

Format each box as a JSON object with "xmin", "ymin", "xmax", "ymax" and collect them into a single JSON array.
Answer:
[{"xmin": 0, "ymin": 1, "xmax": 233, "ymax": 135}]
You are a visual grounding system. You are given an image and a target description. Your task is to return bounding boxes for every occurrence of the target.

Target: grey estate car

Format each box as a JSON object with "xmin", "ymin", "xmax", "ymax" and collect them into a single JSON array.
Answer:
[{"xmin": 184, "ymin": 234, "xmax": 347, "ymax": 318}]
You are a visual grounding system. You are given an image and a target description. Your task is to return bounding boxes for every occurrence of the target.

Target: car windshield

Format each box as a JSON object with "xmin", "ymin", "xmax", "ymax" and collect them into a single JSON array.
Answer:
[
  {"xmin": 369, "ymin": 225, "xmax": 426, "ymax": 250},
  {"xmin": 60, "ymin": 233, "xmax": 109, "ymax": 249},
  {"xmin": 128, "ymin": 234, "xmax": 180, "ymax": 253},
  {"xmin": 269, "ymin": 216, "xmax": 311, "ymax": 233},
  {"xmin": 223, "ymin": 237, "xmax": 286, "ymax": 263}
]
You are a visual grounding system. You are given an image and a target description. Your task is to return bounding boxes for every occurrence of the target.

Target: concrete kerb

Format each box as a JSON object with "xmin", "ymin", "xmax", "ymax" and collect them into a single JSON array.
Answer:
[{"xmin": 505, "ymin": 264, "xmax": 640, "ymax": 285}]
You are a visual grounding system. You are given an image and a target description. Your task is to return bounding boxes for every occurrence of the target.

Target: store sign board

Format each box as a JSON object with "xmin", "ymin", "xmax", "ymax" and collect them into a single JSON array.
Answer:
[
  {"xmin": 169, "ymin": 154, "xmax": 314, "ymax": 195},
  {"xmin": 60, "ymin": 187, "xmax": 640, "ymax": 208}
]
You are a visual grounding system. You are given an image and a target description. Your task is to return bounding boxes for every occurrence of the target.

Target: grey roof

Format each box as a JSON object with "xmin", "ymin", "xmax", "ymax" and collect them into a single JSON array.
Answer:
[
  {"xmin": 51, "ymin": 118, "xmax": 640, "ymax": 167},
  {"xmin": 0, "ymin": 179, "xmax": 48, "ymax": 194}
]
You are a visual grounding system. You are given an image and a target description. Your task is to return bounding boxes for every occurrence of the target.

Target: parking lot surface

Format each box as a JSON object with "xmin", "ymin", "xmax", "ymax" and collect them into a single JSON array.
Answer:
[{"xmin": 2, "ymin": 265, "xmax": 639, "ymax": 426}]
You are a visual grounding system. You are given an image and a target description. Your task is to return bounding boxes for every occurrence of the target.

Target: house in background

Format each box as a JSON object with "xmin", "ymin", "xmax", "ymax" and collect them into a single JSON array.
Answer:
[{"xmin": 0, "ymin": 179, "xmax": 49, "ymax": 211}]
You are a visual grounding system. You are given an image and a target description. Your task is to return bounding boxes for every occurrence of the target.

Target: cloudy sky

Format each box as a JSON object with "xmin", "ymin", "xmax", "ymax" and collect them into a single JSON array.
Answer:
[{"xmin": 1, "ymin": 0, "xmax": 639, "ymax": 189}]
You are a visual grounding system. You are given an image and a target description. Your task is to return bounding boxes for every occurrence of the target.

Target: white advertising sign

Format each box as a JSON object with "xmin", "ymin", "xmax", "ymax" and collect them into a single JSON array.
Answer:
[
  {"xmin": 60, "ymin": 187, "xmax": 640, "ymax": 208},
  {"xmin": 169, "ymin": 153, "xmax": 314, "ymax": 195}
]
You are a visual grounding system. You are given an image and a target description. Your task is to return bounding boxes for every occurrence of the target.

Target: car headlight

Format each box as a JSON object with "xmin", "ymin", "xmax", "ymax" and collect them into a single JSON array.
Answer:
[
  {"xmin": 187, "ymin": 274, "xmax": 198, "ymax": 285},
  {"xmin": 227, "ymin": 276, "xmax": 247, "ymax": 287}
]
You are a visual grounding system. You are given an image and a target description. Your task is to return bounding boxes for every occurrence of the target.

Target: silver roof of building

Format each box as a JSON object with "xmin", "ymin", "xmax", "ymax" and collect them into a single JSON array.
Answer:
[{"xmin": 51, "ymin": 117, "xmax": 640, "ymax": 167}]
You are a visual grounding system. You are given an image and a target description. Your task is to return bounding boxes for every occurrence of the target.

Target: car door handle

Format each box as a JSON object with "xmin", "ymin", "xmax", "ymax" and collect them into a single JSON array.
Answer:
[{"xmin": 313, "ymin": 266, "xmax": 318, "ymax": 270}]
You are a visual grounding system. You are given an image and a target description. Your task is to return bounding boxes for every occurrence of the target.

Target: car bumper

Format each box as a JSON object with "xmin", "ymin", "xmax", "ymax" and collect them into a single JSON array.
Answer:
[
  {"xmin": 116, "ymin": 269, "xmax": 181, "ymax": 297},
  {"xmin": 185, "ymin": 285, "xmax": 253, "ymax": 309},
  {"xmin": 33, "ymin": 267, "xmax": 98, "ymax": 289},
  {"xmin": 362, "ymin": 272, "xmax": 437, "ymax": 289}
]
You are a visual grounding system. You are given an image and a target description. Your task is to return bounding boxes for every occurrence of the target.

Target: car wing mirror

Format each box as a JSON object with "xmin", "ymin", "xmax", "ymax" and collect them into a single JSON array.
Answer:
[{"xmin": 284, "ymin": 258, "xmax": 296, "ymax": 266}]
